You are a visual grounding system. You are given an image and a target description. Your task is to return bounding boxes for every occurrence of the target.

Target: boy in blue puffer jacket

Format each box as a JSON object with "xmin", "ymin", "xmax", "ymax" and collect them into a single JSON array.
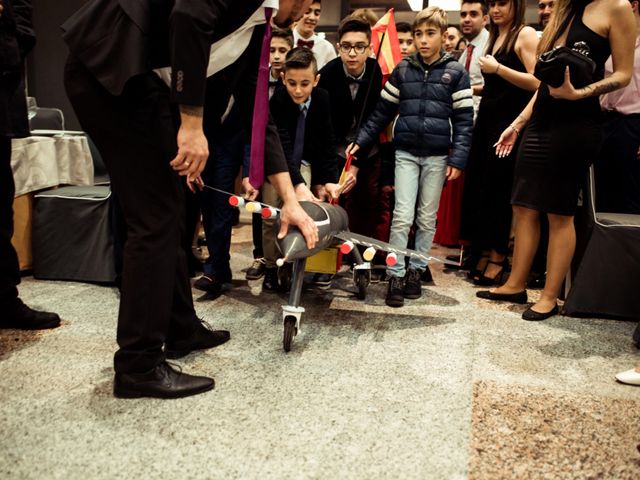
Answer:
[{"xmin": 347, "ymin": 6, "xmax": 473, "ymax": 308}]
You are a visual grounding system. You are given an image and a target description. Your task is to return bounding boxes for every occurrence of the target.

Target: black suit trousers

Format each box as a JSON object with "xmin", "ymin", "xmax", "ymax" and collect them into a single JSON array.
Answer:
[
  {"xmin": 64, "ymin": 57, "xmax": 199, "ymax": 373},
  {"xmin": 0, "ymin": 136, "xmax": 20, "ymax": 307}
]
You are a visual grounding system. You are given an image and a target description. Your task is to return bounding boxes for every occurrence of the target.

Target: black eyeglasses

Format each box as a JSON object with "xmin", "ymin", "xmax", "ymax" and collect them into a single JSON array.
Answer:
[{"xmin": 339, "ymin": 43, "xmax": 369, "ymax": 54}]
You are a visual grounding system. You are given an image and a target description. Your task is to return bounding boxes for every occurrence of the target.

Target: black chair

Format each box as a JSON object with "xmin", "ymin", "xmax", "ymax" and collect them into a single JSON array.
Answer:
[
  {"xmin": 564, "ymin": 166, "xmax": 640, "ymax": 319},
  {"xmin": 30, "ymin": 107, "xmax": 65, "ymax": 131},
  {"xmin": 30, "ymin": 107, "xmax": 116, "ymax": 284}
]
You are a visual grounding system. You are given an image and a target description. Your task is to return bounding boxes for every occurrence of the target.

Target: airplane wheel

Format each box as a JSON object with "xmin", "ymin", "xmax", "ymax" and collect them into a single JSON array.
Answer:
[
  {"xmin": 354, "ymin": 270, "xmax": 369, "ymax": 300},
  {"xmin": 283, "ymin": 316, "xmax": 297, "ymax": 352}
]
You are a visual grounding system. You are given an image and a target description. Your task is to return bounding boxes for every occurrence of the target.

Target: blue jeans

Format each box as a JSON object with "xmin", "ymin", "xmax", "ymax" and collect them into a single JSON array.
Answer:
[{"xmin": 388, "ymin": 150, "xmax": 448, "ymax": 278}]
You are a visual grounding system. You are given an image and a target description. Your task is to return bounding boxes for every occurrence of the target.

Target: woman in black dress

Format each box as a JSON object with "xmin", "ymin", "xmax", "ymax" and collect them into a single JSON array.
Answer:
[
  {"xmin": 478, "ymin": 0, "xmax": 636, "ymax": 320},
  {"xmin": 463, "ymin": 0, "xmax": 539, "ymax": 285}
]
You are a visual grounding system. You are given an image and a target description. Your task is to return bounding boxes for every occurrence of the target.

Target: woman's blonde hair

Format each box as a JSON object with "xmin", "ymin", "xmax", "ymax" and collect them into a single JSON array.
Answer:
[
  {"xmin": 413, "ymin": 6, "xmax": 448, "ymax": 33},
  {"xmin": 538, "ymin": 0, "xmax": 577, "ymax": 54}
]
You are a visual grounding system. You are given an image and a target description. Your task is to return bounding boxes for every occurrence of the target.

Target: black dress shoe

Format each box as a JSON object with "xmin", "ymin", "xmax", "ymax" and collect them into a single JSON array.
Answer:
[
  {"xmin": 165, "ymin": 320, "xmax": 230, "ymax": 359},
  {"xmin": 113, "ymin": 362, "xmax": 214, "ymax": 399},
  {"xmin": 0, "ymin": 298, "xmax": 61, "ymax": 330},
  {"xmin": 193, "ymin": 275, "xmax": 229, "ymax": 294},
  {"xmin": 522, "ymin": 304, "xmax": 559, "ymax": 321},
  {"xmin": 476, "ymin": 289, "xmax": 528, "ymax": 304}
]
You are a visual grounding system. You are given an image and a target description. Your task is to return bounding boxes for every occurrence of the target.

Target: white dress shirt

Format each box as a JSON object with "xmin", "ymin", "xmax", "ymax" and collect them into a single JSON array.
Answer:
[
  {"xmin": 155, "ymin": 0, "xmax": 278, "ymax": 85},
  {"xmin": 293, "ymin": 29, "xmax": 337, "ymax": 70},
  {"xmin": 458, "ymin": 28, "xmax": 489, "ymax": 120}
]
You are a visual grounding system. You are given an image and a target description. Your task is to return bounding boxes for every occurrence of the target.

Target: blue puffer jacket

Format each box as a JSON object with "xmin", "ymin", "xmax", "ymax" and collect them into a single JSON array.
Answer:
[{"xmin": 356, "ymin": 52, "xmax": 473, "ymax": 170}]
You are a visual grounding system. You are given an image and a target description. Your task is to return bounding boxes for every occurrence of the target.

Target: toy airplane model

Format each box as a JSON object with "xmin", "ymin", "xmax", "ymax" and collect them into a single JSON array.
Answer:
[{"xmin": 205, "ymin": 185, "xmax": 459, "ymax": 352}]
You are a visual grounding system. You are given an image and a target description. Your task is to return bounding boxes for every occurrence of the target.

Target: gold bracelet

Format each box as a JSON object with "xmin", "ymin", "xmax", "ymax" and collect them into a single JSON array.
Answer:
[
  {"xmin": 495, "ymin": 64, "xmax": 501, "ymax": 74},
  {"xmin": 510, "ymin": 124, "xmax": 520, "ymax": 135}
]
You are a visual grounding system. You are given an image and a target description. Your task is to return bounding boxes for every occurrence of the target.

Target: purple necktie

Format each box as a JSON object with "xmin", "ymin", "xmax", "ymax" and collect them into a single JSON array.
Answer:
[{"xmin": 249, "ymin": 8, "xmax": 273, "ymax": 189}]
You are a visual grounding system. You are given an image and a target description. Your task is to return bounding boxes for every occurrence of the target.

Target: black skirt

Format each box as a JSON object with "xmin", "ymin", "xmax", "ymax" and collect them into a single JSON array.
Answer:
[{"xmin": 511, "ymin": 87, "xmax": 604, "ymax": 216}]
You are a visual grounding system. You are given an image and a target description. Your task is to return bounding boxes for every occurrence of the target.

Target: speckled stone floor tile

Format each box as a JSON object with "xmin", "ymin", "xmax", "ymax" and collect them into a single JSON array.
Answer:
[
  {"xmin": 469, "ymin": 380, "xmax": 640, "ymax": 480},
  {"xmin": 1, "ymin": 221, "xmax": 638, "ymax": 479}
]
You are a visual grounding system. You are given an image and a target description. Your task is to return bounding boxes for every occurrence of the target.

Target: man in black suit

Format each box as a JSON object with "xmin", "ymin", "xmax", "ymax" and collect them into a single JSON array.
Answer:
[
  {"xmin": 62, "ymin": 0, "xmax": 317, "ymax": 399},
  {"xmin": 317, "ymin": 17, "xmax": 384, "ymax": 240},
  {"xmin": 0, "ymin": 0, "xmax": 60, "ymax": 330}
]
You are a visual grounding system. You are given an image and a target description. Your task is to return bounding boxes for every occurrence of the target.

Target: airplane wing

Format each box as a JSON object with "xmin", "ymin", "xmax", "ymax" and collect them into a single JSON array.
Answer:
[{"xmin": 334, "ymin": 231, "xmax": 461, "ymax": 267}]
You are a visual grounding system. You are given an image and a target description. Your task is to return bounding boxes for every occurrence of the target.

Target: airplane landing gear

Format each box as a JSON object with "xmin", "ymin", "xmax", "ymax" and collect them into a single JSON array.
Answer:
[
  {"xmin": 281, "ymin": 258, "xmax": 306, "ymax": 352},
  {"xmin": 353, "ymin": 264, "xmax": 371, "ymax": 300}
]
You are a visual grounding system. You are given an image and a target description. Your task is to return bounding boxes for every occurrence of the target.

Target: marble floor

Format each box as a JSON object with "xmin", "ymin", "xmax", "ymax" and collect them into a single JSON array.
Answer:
[{"xmin": 1, "ymin": 221, "xmax": 639, "ymax": 479}]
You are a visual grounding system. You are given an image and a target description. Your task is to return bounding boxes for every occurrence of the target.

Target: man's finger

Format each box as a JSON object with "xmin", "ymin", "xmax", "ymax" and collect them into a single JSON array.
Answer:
[
  {"xmin": 170, "ymin": 151, "xmax": 186, "ymax": 168},
  {"xmin": 277, "ymin": 219, "xmax": 289, "ymax": 240}
]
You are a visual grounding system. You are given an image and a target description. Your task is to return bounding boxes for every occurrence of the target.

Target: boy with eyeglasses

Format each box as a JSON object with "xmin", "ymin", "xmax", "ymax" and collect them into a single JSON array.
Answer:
[
  {"xmin": 347, "ymin": 7, "xmax": 473, "ymax": 307},
  {"xmin": 317, "ymin": 17, "xmax": 385, "ymax": 246}
]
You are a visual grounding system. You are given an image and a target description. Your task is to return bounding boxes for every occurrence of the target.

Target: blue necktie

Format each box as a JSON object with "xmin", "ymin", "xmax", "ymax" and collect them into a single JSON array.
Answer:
[{"xmin": 292, "ymin": 106, "xmax": 307, "ymax": 168}]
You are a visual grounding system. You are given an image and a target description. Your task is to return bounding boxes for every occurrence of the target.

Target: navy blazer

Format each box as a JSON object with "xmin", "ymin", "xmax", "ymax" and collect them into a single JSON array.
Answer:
[{"xmin": 270, "ymin": 87, "xmax": 338, "ymax": 186}]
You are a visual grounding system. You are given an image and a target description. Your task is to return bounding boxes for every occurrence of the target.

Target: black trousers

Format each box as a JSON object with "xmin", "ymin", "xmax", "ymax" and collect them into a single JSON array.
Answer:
[
  {"xmin": 0, "ymin": 136, "xmax": 20, "ymax": 307},
  {"xmin": 64, "ymin": 57, "xmax": 200, "ymax": 374}
]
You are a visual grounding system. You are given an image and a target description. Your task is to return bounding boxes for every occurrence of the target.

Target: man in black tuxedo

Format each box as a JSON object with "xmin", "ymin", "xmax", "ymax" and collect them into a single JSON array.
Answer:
[
  {"xmin": 62, "ymin": 0, "xmax": 317, "ymax": 399},
  {"xmin": 0, "ymin": 0, "xmax": 60, "ymax": 330}
]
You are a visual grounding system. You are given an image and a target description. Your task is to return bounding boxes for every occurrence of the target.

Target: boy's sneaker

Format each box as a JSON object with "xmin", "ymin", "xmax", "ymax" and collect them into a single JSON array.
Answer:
[
  {"xmin": 403, "ymin": 268, "xmax": 422, "ymax": 299},
  {"xmin": 385, "ymin": 275, "xmax": 405, "ymax": 308},
  {"xmin": 246, "ymin": 258, "xmax": 266, "ymax": 280},
  {"xmin": 421, "ymin": 265, "xmax": 434, "ymax": 284}
]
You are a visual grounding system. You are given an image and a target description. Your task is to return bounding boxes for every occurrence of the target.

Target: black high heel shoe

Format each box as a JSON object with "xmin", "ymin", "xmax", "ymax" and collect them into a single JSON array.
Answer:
[
  {"xmin": 466, "ymin": 255, "xmax": 489, "ymax": 280},
  {"xmin": 473, "ymin": 259, "xmax": 509, "ymax": 286}
]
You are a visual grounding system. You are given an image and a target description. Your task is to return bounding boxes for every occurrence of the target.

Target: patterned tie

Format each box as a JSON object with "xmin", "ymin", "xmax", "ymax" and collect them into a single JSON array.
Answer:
[
  {"xmin": 297, "ymin": 39, "xmax": 315, "ymax": 49},
  {"xmin": 292, "ymin": 106, "xmax": 307, "ymax": 168},
  {"xmin": 249, "ymin": 8, "xmax": 273, "ymax": 189},
  {"xmin": 464, "ymin": 43, "xmax": 475, "ymax": 71}
]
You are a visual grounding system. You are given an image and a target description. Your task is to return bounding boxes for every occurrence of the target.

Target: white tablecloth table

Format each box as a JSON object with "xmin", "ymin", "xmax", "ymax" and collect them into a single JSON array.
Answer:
[{"xmin": 11, "ymin": 134, "xmax": 94, "ymax": 196}]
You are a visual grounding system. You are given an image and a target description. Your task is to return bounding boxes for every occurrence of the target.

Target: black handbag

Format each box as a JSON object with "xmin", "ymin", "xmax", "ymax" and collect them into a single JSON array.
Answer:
[{"xmin": 534, "ymin": 41, "xmax": 596, "ymax": 89}]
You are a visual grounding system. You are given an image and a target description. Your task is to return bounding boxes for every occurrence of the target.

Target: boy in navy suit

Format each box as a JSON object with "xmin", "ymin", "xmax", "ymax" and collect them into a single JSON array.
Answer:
[{"xmin": 262, "ymin": 47, "xmax": 340, "ymax": 291}]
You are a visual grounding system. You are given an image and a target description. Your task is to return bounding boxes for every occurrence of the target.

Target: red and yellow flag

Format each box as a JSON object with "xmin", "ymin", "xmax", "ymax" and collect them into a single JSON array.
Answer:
[{"xmin": 370, "ymin": 9, "xmax": 402, "ymax": 82}]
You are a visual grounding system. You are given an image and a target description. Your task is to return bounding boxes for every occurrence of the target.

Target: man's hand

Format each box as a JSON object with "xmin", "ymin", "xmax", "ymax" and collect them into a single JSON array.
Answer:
[
  {"xmin": 312, "ymin": 184, "xmax": 329, "ymax": 201},
  {"xmin": 324, "ymin": 183, "xmax": 342, "ymax": 200},
  {"xmin": 279, "ymin": 200, "xmax": 318, "ymax": 249},
  {"xmin": 381, "ymin": 185, "xmax": 395, "ymax": 194},
  {"xmin": 345, "ymin": 143, "xmax": 360, "ymax": 157},
  {"xmin": 341, "ymin": 165, "xmax": 359, "ymax": 194},
  {"xmin": 171, "ymin": 105, "xmax": 209, "ymax": 191},
  {"xmin": 242, "ymin": 177, "xmax": 259, "ymax": 201},
  {"xmin": 446, "ymin": 166, "xmax": 462, "ymax": 181},
  {"xmin": 294, "ymin": 183, "xmax": 321, "ymax": 202}
]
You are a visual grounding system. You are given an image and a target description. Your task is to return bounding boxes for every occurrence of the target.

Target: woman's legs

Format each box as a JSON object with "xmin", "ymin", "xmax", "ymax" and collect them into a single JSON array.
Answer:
[
  {"xmin": 531, "ymin": 213, "xmax": 575, "ymax": 313},
  {"xmin": 492, "ymin": 205, "xmax": 540, "ymax": 294}
]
